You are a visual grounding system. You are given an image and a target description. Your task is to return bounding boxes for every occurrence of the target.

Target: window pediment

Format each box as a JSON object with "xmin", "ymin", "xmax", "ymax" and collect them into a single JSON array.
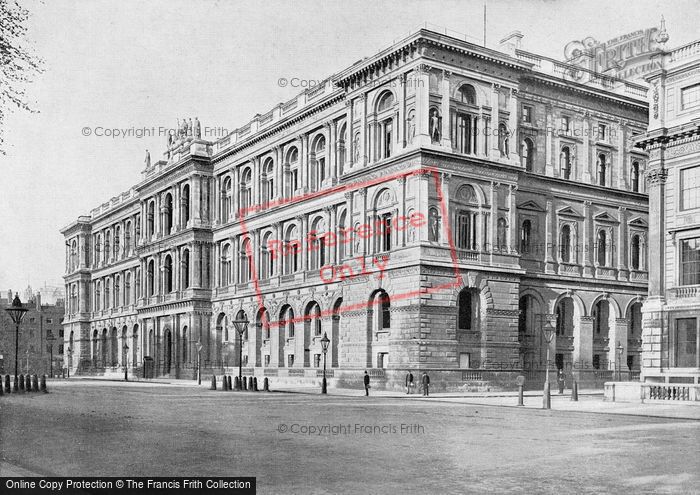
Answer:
[
  {"xmin": 517, "ymin": 200, "xmax": 544, "ymax": 212},
  {"xmin": 556, "ymin": 206, "xmax": 583, "ymax": 219},
  {"xmin": 594, "ymin": 212, "xmax": 619, "ymax": 224}
]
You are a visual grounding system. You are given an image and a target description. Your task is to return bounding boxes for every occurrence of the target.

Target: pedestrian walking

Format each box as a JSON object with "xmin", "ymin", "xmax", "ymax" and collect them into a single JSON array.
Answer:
[
  {"xmin": 557, "ymin": 369, "xmax": 565, "ymax": 395},
  {"xmin": 364, "ymin": 370, "xmax": 370, "ymax": 396},
  {"xmin": 421, "ymin": 372, "xmax": 430, "ymax": 396},
  {"xmin": 406, "ymin": 370, "xmax": 414, "ymax": 394}
]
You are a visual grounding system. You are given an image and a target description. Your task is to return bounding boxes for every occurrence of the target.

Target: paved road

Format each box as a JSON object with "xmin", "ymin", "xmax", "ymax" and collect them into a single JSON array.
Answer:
[{"xmin": 1, "ymin": 382, "xmax": 698, "ymax": 494}]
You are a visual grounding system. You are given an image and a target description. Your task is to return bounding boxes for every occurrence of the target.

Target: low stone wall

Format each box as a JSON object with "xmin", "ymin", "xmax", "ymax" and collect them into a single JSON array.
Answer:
[{"xmin": 604, "ymin": 381, "xmax": 700, "ymax": 402}]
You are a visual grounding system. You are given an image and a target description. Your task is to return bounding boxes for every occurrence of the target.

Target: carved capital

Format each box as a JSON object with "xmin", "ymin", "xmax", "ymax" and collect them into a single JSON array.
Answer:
[{"xmin": 645, "ymin": 168, "xmax": 668, "ymax": 186}]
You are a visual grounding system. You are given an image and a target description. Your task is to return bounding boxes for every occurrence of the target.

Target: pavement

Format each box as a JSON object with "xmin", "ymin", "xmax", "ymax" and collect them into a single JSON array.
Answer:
[{"xmin": 2, "ymin": 380, "xmax": 699, "ymax": 494}]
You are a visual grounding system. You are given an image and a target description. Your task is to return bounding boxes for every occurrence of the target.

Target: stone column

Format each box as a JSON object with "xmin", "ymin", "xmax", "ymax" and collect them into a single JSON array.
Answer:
[
  {"xmin": 489, "ymin": 182, "xmax": 498, "ymax": 257},
  {"xmin": 193, "ymin": 243, "xmax": 202, "ymax": 288},
  {"xmin": 477, "ymin": 112, "xmax": 487, "ymax": 156},
  {"xmin": 545, "ymin": 105, "xmax": 554, "ymax": 176},
  {"xmin": 346, "ymin": 99, "xmax": 355, "ymax": 168},
  {"xmin": 398, "ymin": 73, "xmax": 406, "ymax": 148},
  {"xmin": 326, "ymin": 205, "xmax": 336, "ymax": 264},
  {"xmin": 192, "ymin": 174, "xmax": 201, "ymax": 223},
  {"xmin": 440, "ymin": 70, "xmax": 451, "ymax": 149},
  {"xmin": 359, "ymin": 95, "xmax": 368, "ymax": 166},
  {"xmin": 398, "ymin": 176, "xmax": 407, "ymax": 247},
  {"xmin": 646, "ymin": 166, "xmax": 667, "ymax": 297},
  {"xmin": 508, "ymin": 185, "xmax": 517, "ymax": 254},
  {"xmin": 299, "ymin": 214, "xmax": 308, "ymax": 272},
  {"xmin": 252, "ymin": 156, "xmax": 261, "ymax": 208},
  {"xmin": 440, "ymin": 173, "xmax": 450, "ymax": 245},
  {"xmin": 616, "ymin": 121, "xmax": 627, "ymax": 189},
  {"xmin": 508, "ymin": 88, "xmax": 518, "ymax": 160},
  {"xmin": 417, "ymin": 175, "xmax": 430, "ymax": 242},
  {"xmin": 344, "ymin": 191, "xmax": 354, "ymax": 257},
  {"xmin": 574, "ymin": 316, "xmax": 594, "ymax": 371},
  {"xmin": 610, "ymin": 318, "xmax": 629, "ymax": 374},
  {"xmin": 544, "ymin": 198, "xmax": 555, "ymax": 273},
  {"xmin": 617, "ymin": 206, "xmax": 628, "ymax": 281},
  {"xmin": 329, "ymin": 120, "xmax": 337, "ymax": 183},
  {"xmin": 581, "ymin": 113, "xmax": 592, "ymax": 183},
  {"xmin": 582, "ymin": 201, "xmax": 593, "ymax": 277},
  {"xmin": 490, "ymin": 84, "xmax": 501, "ymax": 158},
  {"xmin": 414, "ymin": 65, "xmax": 431, "ymax": 146},
  {"xmin": 359, "ymin": 188, "xmax": 369, "ymax": 254},
  {"xmin": 274, "ymin": 146, "xmax": 283, "ymax": 200}
]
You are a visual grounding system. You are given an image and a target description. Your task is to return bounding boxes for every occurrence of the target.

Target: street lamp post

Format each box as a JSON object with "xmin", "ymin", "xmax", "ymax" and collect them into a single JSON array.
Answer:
[
  {"xmin": 67, "ymin": 346, "xmax": 73, "ymax": 378},
  {"xmin": 542, "ymin": 323, "xmax": 555, "ymax": 409},
  {"xmin": 320, "ymin": 332, "xmax": 330, "ymax": 394},
  {"xmin": 46, "ymin": 331, "xmax": 56, "ymax": 378},
  {"xmin": 123, "ymin": 343, "xmax": 129, "ymax": 381},
  {"xmin": 196, "ymin": 339, "xmax": 203, "ymax": 385},
  {"xmin": 5, "ymin": 295, "xmax": 28, "ymax": 392},
  {"xmin": 232, "ymin": 317, "xmax": 249, "ymax": 390},
  {"xmin": 616, "ymin": 341, "xmax": 623, "ymax": 381}
]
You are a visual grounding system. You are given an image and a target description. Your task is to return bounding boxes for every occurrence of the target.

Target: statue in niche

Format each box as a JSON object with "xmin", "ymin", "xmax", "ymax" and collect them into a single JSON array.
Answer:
[
  {"xmin": 144, "ymin": 149, "xmax": 151, "ymax": 169},
  {"xmin": 188, "ymin": 118, "xmax": 194, "ymax": 137},
  {"xmin": 407, "ymin": 110, "xmax": 416, "ymax": 144},
  {"xmin": 352, "ymin": 134, "xmax": 360, "ymax": 164},
  {"xmin": 194, "ymin": 117, "xmax": 202, "ymax": 139},
  {"xmin": 429, "ymin": 108, "xmax": 441, "ymax": 143},
  {"xmin": 429, "ymin": 208, "xmax": 440, "ymax": 242}
]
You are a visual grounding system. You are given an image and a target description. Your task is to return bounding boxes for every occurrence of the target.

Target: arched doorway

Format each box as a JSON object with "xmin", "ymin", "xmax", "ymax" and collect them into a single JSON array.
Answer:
[
  {"xmin": 278, "ymin": 305, "xmax": 294, "ymax": 367},
  {"xmin": 554, "ymin": 297, "xmax": 575, "ymax": 370},
  {"xmin": 331, "ymin": 298, "xmax": 342, "ymax": 368},
  {"xmin": 164, "ymin": 329, "xmax": 172, "ymax": 374},
  {"xmin": 368, "ymin": 289, "xmax": 391, "ymax": 368},
  {"xmin": 101, "ymin": 329, "xmax": 108, "ymax": 367},
  {"xmin": 518, "ymin": 295, "xmax": 540, "ymax": 370},
  {"xmin": 304, "ymin": 301, "xmax": 322, "ymax": 368}
]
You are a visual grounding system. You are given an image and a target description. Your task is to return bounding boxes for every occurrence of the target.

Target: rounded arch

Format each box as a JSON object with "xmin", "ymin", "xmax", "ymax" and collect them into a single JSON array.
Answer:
[
  {"xmin": 590, "ymin": 294, "xmax": 622, "ymax": 320},
  {"xmin": 371, "ymin": 186, "xmax": 397, "ymax": 211},
  {"xmin": 456, "ymin": 83, "xmax": 477, "ymax": 105},
  {"xmin": 285, "ymin": 146, "xmax": 299, "ymax": 164},
  {"xmin": 624, "ymin": 295, "xmax": 645, "ymax": 319},
  {"xmin": 374, "ymin": 89, "xmax": 396, "ymax": 114},
  {"xmin": 550, "ymin": 290, "xmax": 587, "ymax": 317},
  {"xmin": 454, "ymin": 183, "xmax": 485, "ymax": 205}
]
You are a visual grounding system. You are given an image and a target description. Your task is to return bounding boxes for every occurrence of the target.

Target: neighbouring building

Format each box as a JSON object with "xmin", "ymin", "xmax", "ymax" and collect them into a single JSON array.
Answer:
[
  {"xmin": 62, "ymin": 27, "xmax": 652, "ymax": 390},
  {"xmin": 635, "ymin": 39, "xmax": 700, "ymax": 386},
  {"xmin": 1, "ymin": 292, "xmax": 65, "ymax": 377}
]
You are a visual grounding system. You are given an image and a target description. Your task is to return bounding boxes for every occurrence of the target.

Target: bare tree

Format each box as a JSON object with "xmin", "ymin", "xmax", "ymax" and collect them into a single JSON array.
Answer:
[{"xmin": 0, "ymin": 0, "xmax": 44, "ymax": 154}]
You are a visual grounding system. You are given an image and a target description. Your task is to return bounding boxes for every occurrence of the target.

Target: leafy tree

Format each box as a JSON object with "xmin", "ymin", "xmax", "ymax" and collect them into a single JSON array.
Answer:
[{"xmin": 0, "ymin": 0, "xmax": 44, "ymax": 154}]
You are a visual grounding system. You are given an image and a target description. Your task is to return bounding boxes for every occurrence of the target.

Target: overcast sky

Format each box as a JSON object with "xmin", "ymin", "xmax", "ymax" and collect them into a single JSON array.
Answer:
[{"xmin": 0, "ymin": 0, "xmax": 696, "ymax": 293}]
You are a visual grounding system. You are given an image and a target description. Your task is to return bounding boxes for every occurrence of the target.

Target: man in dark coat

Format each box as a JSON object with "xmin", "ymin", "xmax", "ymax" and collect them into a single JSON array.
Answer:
[
  {"xmin": 422, "ymin": 372, "xmax": 430, "ymax": 396},
  {"xmin": 557, "ymin": 369, "xmax": 566, "ymax": 395},
  {"xmin": 406, "ymin": 371, "xmax": 414, "ymax": 394},
  {"xmin": 364, "ymin": 370, "xmax": 370, "ymax": 396}
]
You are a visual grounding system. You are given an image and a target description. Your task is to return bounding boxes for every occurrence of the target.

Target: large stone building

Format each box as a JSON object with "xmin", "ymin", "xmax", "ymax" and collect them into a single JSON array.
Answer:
[
  {"xmin": 1, "ymin": 291, "xmax": 65, "ymax": 377},
  {"xmin": 62, "ymin": 28, "xmax": 651, "ymax": 390},
  {"xmin": 636, "ymin": 40, "xmax": 700, "ymax": 386}
]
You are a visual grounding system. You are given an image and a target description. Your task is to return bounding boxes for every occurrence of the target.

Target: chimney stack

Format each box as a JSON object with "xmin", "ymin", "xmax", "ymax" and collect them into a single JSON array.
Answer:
[{"xmin": 499, "ymin": 31, "xmax": 523, "ymax": 56}]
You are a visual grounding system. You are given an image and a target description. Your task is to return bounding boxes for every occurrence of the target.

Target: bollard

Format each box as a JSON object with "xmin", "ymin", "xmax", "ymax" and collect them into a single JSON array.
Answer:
[
  {"xmin": 32, "ymin": 375, "xmax": 39, "ymax": 392},
  {"xmin": 13, "ymin": 375, "xmax": 19, "ymax": 393},
  {"xmin": 234, "ymin": 376, "xmax": 240, "ymax": 390},
  {"xmin": 517, "ymin": 385, "xmax": 524, "ymax": 406},
  {"xmin": 40, "ymin": 375, "xmax": 47, "ymax": 393},
  {"xmin": 253, "ymin": 377, "xmax": 258, "ymax": 391},
  {"xmin": 263, "ymin": 377, "xmax": 270, "ymax": 392},
  {"xmin": 0, "ymin": 381, "xmax": 3, "ymax": 396},
  {"xmin": 210, "ymin": 374, "xmax": 217, "ymax": 391},
  {"xmin": 542, "ymin": 380, "xmax": 551, "ymax": 409},
  {"xmin": 222, "ymin": 375, "xmax": 228, "ymax": 391},
  {"xmin": 571, "ymin": 381, "xmax": 579, "ymax": 401},
  {"xmin": 19, "ymin": 374, "xmax": 25, "ymax": 392},
  {"xmin": 4, "ymin": 375, "xmax": 10, "ymax": 394},
  {"xmin": 26, "ymin": 374, "xmax": 33, "ymax": 392},
  {"xmin": 227, "ymin": 376, "xmax": 232, "ymax": 391}
]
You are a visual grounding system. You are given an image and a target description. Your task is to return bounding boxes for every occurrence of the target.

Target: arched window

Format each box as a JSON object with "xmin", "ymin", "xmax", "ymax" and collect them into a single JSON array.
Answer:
[
  {"xmin": 104, "ymin": 278, "xmax": 111, "ymax": 309},
  {"xmin": 375, "ymin": 93, "xmax": 395, "ymax": 160},
  {"xmin": 263, "ymin": 158, "xmax": 275, "ymax": 202},
  {"xmin": 455, "ymin": 185, "xmax": 478, "ymax": 250},
  {"xmin": 239, "ymin": 238, "xmax": 252, "ymax": 283},
  {"xmin": 521, "ymin": 138, "xmax": 534, "ymax": 172},
  {"xmin": 261, "ymin": 232, "xmax": 274, "ymax": 279},
  {"xmin": 592, "ymin": 300, "xmax": 610, "ymax": 336},
  {"xmin": 114, "ymin": 226, "xmax": 121, "ymax": 258},
  {"xmin": 520, "ymin": 219, "xmax": 532, "ymax": 254},
  {"xmin": 377, "ymin": 212, "xmax": 393, "ymax": 253},
  {"xmin": 124, "ymin": 222, "xmax": 132, "ymax": 254},
  {"xmin": 338, "ymin": 123, "xmax": 347, "ymax": 174},
  {"xmin": 164, "ymin": 255, "xmax": 173, "ymax": 293},
  {"xmin": 377, "ymin": 291, "xmax": 391, "ymax": 329},
  {"xmin": 221, "ymin": 244, "xmax": 231, "ymax": 286},
  {"xmin": 377, "ymin": 92, "xmax": 395, "ymax": 113},
  {"xmin": 560, "ymin": 224, "xmax": 572, "ymax": 262},
  {"xmin": 147, "ymin": 260, "xmax": 155, "ymax": 296},
  {"xmin": 182, "ymin": 326, "xmax": 188, "ymax": 363},
  {"xmin": 222, "ymin": 177, "xmax": 232, "ymax": 223},
  {"xmin": 312, "ymin": 136, "xmax": 326, "ymax": 191},
  {"xmin": 458, "ymin": 84, "xmax": 476, "ymax": 105},
  {"xmin": 182, "ymin": 184, "xmax": 191, "ymax": 225},
  {"xmin": 70, "ymin": 240, "xmax": 77, "ymax": 271},
  {"xmin": 630, "ymin": 234, "xmax": 641, "ymax": 270},
  {"xmin": 181, "ymin": 248, "xmax": 190, "ymax": 289},
  {"xmin": 70, "ymin": 285, "xmax": 77, "ymax": 313},
  {"xmin": 240, "ymin": 168, "xmax": 252, "ymax": 212},
  {"xmin": 104, "ymin": 231, "xmax": 111, "ymax": 262},
  {"xmin": 555, "ymin": 298, "xmax": 574, "ymax": 336},
  {"xmin": 281, "ymin": 306, "xmax": 295, "ymax": 339},
  {"xmin": 629, "ymin": 302, "xmax": 643, "ymax": 336},
  {"xmin": 497, "ymin": 218, "xmax": 507, "ymax": 251},
  {"xmin": 597, "ymin": 230, "xmax": 607, "ymax": 266},
  {"xmin": 560, "ymin": 146, "xmax": 572, "ymax": 180},
  {"xmin": 164, "ymin": 193, "xmax": 173, "ymax": 235},
  {"xmin": 114, "ymin": 275, "xmax": 121, "ymax": 307},
  {"xmin": 598, "ymin": 154, "xmax": 607, "ymax": 186},
  {"xmin": 284, "ymin": 225, "xmax": 300, "ymax": 274},
  {"xmin": 125, "ymin": 272, "xmax": 131, "ymax": 305},
  {"xmin": 286, "ymin": 147, "xmax": 299, "ymax": 197},
  {"xmin": 631, "ymin": 161, "xmax": 640, "ymax": 192},
  {"xmin": 95, "ymin": 281, "xmax": 102, "ymax": 311},
  {"xmin": 147, "ymin": 201, "xmax": 155, "ymax": 238},
  {"xmin": 308, "ymin": 302, "xmax": 322, "ymax": 337},
  {"xmin": 457, "ymin": 288, "xmax": 479, "ymax": 330},
  {"xmin": 337, "ymin": 211, "xmax": 347, "ymax": 260},
  {"xmin": 309, "ymin": 218, "xmax": 328, "ymax": 269}
]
